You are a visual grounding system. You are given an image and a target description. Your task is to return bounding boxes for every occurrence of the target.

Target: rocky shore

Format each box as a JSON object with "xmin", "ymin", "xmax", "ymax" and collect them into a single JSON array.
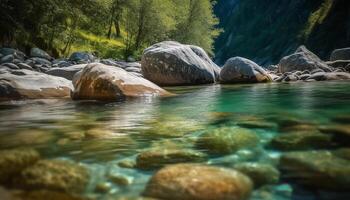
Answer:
[
  {"xmin": 1, "ymin": 41, "xmax": 350, "ymax": 200},
  {"xmin": 1, "ymin": 41, "xmax": 349, "ymax": 101}
]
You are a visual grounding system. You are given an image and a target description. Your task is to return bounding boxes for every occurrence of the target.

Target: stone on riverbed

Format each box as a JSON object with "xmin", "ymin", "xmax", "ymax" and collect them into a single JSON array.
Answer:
[
  {"xmin": 69, "ymin": 52, "xmax": 95, "ymax": 63},
  {"xmin": 278, "ymin": 46, "xmax": 331, "ymax": 73},
  {"xmin": 268, "ymin": 132, "xmax": 334, "ymax": 151},
  {"xmin": 143, "ymin": 164, "xmax": 252, "ymax": 200},
  {"xmin": 141, "ymin": 41, "xmax": 220, "ymax": 86},
  {"xmin": 71, "ymin": 63, "xmax": 171, "ymax": 100},
  {"xmin": 279, "ymin": 151, "xmax": 350, "ymax": 191},
  {"xmin": 220, "ymin": 57, "xmax": 272, "ymax": 83},
  {"xmin": 136, "ymin": 149, "xmax": 207, "ymax": 170},
  {"xmin": 0, "ymin": 69, "xmax": 73, "ymax": 101},
  {"xmin": 13, "ymin": 159, "xmax": 90, "ymax": 194},
  {"xmin": 233, "ymin": 162, "xmax": 280, "ymax": 188},
  {"xmin": 196, "ymin": 127, "xmax": 259, "ymax": 154},
  {"xmin": 1, "ymin": 187, "xmax": 87, "ymax": 200},
  {"xmin": 0, "ymin": 148, "xmax": 40, "ymax": 184}
]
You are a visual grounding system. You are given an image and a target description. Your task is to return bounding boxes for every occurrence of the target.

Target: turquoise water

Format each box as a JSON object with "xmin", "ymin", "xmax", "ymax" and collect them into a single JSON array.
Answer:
[{"xmin": 0, "ymin": 81, "xmax": 349, "ymax": 199}]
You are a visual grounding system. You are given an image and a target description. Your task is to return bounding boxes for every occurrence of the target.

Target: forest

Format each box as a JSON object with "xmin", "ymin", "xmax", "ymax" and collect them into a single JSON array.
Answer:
[{"xmin": 0, "ymin": 0, "xmax": 221, "ymax": 59}]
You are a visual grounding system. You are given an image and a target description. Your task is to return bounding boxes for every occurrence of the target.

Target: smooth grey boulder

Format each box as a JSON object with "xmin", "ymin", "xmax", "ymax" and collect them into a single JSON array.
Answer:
[
  {"xmin": 71, "ymin": 63, "xmax": 171, "ymax": 100},
  {"xmin": 69, "ymin": 52, "xmax": 95, "ymax": 63},
  {"xmin": 220, "ymin": 57, "xmax": 271, "ymax": 83},
  {"xmin": 278, "ymin": 46, "xmax": 332, "ymax": 73},
  {"xmin": 30, "ymin": 48, "xmax": 52, "ymax": 60},
  {"xmin": 17, "ymin": 63, "xmax": 34, "ymax": 70},
  {"xmin": 0, "ymin": 48, "xmax": 25, "ymax": 60},
  {"xmin": 141, "ymin": 41, "xmax": 220, "ymax": 86},
  {"xmin": 46, "ymin": 64, "xmax": 86, "ymax": 80},
  {"xmin": 0, "ymin": 69, "xmax": 73, "ymax": 101},
  {"xmin": 330, "ymin": 47, "xmax": 350, "ymax": 61},
  {"xmin": 326, "ymin": 60, "xmax": 350, "ymax": 70}
]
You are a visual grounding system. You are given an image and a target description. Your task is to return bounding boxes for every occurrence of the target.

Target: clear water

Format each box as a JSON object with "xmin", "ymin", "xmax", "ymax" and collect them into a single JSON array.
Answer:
[{"xmin": 0, "ymin": 81, "xmax": 349, "ymax": 199}]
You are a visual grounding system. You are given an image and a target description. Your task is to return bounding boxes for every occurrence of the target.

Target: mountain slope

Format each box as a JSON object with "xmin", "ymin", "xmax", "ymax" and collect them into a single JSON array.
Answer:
[{"xmin": 214, "ymin": 0, "xmax": 350, "ymax": 65}]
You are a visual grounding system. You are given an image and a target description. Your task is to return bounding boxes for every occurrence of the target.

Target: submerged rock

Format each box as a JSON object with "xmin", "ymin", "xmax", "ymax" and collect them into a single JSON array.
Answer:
[
  {"xmin": 269, "ymin": 132, "xmax": 334, "ymax": 151},
  {"xmin": 136, "ymin": 149, "xmax": 207, "ymax": 170},
  {"xmin": 237, "ymin": 120, "xmax": 276, "ymax": 129},
  {"xmin": 13, "ymin": 160, "xmax": 90, "ymax": 194},
  {"xmin": 0, "ymin": 148, "xmax": 40, "ymax": 183},
  {"xmin": 233, "ymin": 163, "xmax": 280, "ymax": 188},
  {"xmin": 71, "ymin": 63, "xmax": 171, "ymax": 100},
  {"xmin": 220, "ymin": 57, "xmax": 271, "ymax": 83},
  {"xmin": 330, "ymin": 47, "xmax": 350, "ymax": 61},
  {"xmin": 279, "ymin": 151, "xmax": 350, "ymax": 191},
  {"xmin": 46, "ymin": 64, "xmax": 86, "ymax": 80},
  {"xmin": 1, "ymin": 188, "xmax": 87, "ymax": 200},
  {"xmin": 278, "ymin": 46, "xmax": 331, "ymax": 73},
  {"xmin": 196, "ymin": 127, "xmax": 259, "ymax": 154},
  {"xmin": 141, "ymin": 41, "xmax": 220, "ymax": 86},
  {"xmin": 0, "ymin": 69, "xmax": 72, "ymax": 101},
  {"xmin": 143, "ymin": 164, "xmax": 252, "ymax": 200}
]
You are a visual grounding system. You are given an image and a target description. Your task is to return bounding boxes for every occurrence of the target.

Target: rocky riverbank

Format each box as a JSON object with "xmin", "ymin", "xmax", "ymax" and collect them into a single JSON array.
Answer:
[
  {"xmin": 1, "ymin": 41, "xmax": 350, "ymax": 200},
  {"xmin": 1, "ymin": 41, "xmax": 350, "ymax": 101}
]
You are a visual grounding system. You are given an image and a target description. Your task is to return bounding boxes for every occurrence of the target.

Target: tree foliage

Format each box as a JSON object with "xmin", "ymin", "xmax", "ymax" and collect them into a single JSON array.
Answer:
[{"xmin": 0, "ymin": 0, "xmax": 220, "ymax": 59}]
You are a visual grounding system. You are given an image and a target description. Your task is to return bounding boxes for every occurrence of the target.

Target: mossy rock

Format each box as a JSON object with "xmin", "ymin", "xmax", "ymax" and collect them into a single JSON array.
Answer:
[
  {"xmin": 269, "ymin": 132, "xmax": 334, "ymax": 151},
  {"xmin": 279, "ymin": 151, "xmax": 350, "ymax": 191},
  {"xmin": 196, "ymin": 127, "xmax": 259, "ymax": 154},
  {"xmin": 233, "ymin": 162, "xmax": 280, "ymax": 188},
  {"xmin": 13, "ymin": 159, "xmax": 90, "ymax": 194},
  {"xmin": 0, "ymin": 148, "xmax": 40, "ymax": 184},
  {"xmin": 136, "ymin": 149, "xmax": 207, "ymax": 170}
]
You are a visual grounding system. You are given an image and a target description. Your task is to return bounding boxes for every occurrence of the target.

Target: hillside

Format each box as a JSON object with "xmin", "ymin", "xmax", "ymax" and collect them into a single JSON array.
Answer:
[{"xmin": 214, "ymin": 0, "xmax": 350, "ymax": 65}]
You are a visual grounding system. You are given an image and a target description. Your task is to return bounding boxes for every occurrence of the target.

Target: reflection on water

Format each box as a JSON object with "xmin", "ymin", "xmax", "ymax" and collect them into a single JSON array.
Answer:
[{"xmin": 0, "ymin": 81, "xmax": 350, "ymax": 199}]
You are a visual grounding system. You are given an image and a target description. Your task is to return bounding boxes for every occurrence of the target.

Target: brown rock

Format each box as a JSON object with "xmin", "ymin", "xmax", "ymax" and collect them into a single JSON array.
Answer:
[{"xmin": 143, "ymin": 164, "xmax": 252, "ymax": 200}]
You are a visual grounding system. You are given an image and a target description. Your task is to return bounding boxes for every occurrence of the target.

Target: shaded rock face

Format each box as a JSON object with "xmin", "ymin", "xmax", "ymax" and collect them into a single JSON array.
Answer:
[
  {"xmin": 141, "ymin": 41, "xmax": 220, "ymax": 86},
  {"xmin": 330, "ymin": 47, "xmax": 350, "ymax": 61},
  {"xmin": 143, "ymin": 164, "xmax": 252, "ymax": 200},
  {"xmin": 220, "ymin": 57, "xmax": 271, "ymax": 83},
  {"xmin": 0, "ymin": 148, "xmax": 40, "ymax": 184},
  {"xmin": 0, "ymin": 69, "xmax": 73, "ymax": 101},
  {"xmin": 279, "ymin": 151, "xmax": 350, "ymax": 191},
  {"xmin": 46, "ymin": 64, "xmax": 87, "ymax": 80},
  {"xmin": 233, "ymin": 163, "xmax": 280, "ymax": 188},
  {"xmin": 30, "ymin": 48, "xmax": 52, "ymax": 60},
  {"xmin": 13, "ymin": 160, "xmax": 89, "ymax": 194},
  {"xmin": 196, "ymin": 127, "xmax": 259, "ymax": 154},
  {"xmin": 278, "ymin": 46, "xmax": 331, "ymax": 73},
  {"xmin": 69, "ymin": 52, "xmax": 95, "ymax": 64},
  {"xmin": 135, "ymin": 149, "xmax": 207, "ymax": 170},
  {"xmin": 71, "ymin": 63, "xmax": 171, "ymax": 100}
]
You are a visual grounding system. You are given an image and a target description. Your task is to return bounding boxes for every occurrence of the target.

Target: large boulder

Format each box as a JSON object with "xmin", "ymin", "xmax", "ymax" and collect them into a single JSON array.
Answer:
[
  {"xmin": 30, "ymin": 48, "xmax": 52, "ymax": 60},
  {"xmin": 141, "ymin": 41, "xmax": 220, "ymax": 86},
  {"xmin": 0, "ymin": 69, "xmax": 73, "ymax": 101},
  {"xmin": 143, "ymin": 164, "xmax": 252, "ymax": 200},
  {"xmin": 219, "ymin": 57, "xmax": 272, "ymax": 83},
  {"xmin": 46, "ymin": 64, "xmax": 86, "ymax": 80},
  {"xmin": 279, "ymin": 151, "xmax": 350, "ymax": 191},
  {"xmin": 330, "ymin": 47, "xmax": 350, "ymax": 61},
  {"xmin": 71, "ymin": 63, "xmax": 171, "ymax": 100},
  {"xmin": 278, "ymin": 46, "xmax": 331, "ymax": 73}
]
